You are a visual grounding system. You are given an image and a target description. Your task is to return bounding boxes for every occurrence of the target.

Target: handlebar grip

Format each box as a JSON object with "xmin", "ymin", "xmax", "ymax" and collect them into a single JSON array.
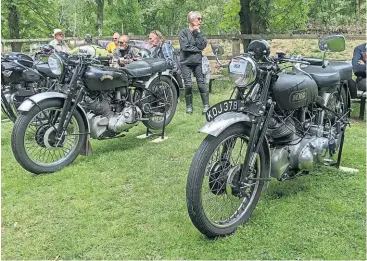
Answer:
[
  {"xmin": 96, "ymin": 56, "xmax": 110, "ymax": 61},
  {"xmin": 302, "ymin": 57, "xmax": 323, "ymax": 66}
]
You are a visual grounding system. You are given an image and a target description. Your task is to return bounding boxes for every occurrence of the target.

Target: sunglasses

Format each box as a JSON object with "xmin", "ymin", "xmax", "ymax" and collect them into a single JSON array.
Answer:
[
  {"xmin": 197, "ymin": 17, "xmax": 202, "ymax": 21},
  {"xmin": 56, "ymin": 33, "xmax": 64, "ymax": 36},
  {"xmin": 113, "ymin": 38, "xmax": 118, "ymax": 41},
  {"xmin": 119, "ymin": 41, "xmax": 128, "ymax": 44}
]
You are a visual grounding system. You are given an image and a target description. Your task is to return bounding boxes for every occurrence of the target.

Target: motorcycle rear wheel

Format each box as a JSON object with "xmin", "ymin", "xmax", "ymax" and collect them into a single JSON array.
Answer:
[
  {"xmin": 11, "ymin": 99, "xmax": 86, "ymax": 174},
  {"xmin": 141, "ymin": 76, "xmax": 178, "ymax": 130},
  {"xmin": 186, "ymin": 123, "xmax": 267, "ymax": 238}
]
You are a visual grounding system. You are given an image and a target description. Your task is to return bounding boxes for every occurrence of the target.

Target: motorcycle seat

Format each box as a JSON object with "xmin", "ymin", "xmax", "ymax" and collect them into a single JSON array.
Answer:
[
  {"xmin": 122, "ymin": 58, "xmax": 167, "ymax": 78},
  {"xmin": 328, "ymin": 61, "xmax": 353, "ymax": 80},
  {"xmin": 307, "ymin": 71, "xmax": 341, "ymax": 88},
  {"xmin": 302, "ymin": 61, "xmax": 352, "ymax": 81}
]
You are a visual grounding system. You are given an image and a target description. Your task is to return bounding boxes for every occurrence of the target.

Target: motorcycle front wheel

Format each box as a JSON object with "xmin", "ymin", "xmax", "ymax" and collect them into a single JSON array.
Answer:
[
  {"xmin": 186, "ymin": 123, "xmax": 267, "ymax": 238},
  {"xmin": 11, "ymin": 99, "xmax": 86, "ymax": 174}
]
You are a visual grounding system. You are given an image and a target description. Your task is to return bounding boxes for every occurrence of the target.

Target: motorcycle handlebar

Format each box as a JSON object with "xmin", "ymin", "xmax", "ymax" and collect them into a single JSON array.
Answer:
[
  {"xmin": 300, "ymin": 57, "xmax": 323, "ymax": 66},
  {"xmin": 95, "ymin": 56, "xmax": 110, "ymax": 61}
]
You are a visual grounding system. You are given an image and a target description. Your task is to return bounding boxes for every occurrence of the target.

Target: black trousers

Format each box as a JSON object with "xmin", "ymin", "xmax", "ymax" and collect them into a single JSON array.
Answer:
[
  {"xmin": 356, "ymin": 77, "xmax": 366, "ymax": 92},
  {"xmin": 180, "ymin": 63, "xmax": 207, "ymax": 95}
]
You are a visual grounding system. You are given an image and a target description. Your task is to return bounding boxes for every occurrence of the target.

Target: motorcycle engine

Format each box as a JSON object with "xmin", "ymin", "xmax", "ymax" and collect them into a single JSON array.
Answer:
[
  {"xmin": 83, "ymin": 91, "xmax": 142, "ymax": 139},
  {"xmin": 269, "ymin": 110, "xmax": 343, "ymax": 180}
]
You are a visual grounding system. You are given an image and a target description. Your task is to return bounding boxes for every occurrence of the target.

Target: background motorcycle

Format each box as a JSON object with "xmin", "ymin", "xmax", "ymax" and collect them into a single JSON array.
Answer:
[
  {"xmin": 1, "ymin": 45, "xmax": 60, "ymax": 122},
  {"xmin": 11, "ymin": 53, "xmax": 180, "ymax": 174},
  {"xmin": 186, "ymin": 35, "xmax": 350, "ymax": 238}
]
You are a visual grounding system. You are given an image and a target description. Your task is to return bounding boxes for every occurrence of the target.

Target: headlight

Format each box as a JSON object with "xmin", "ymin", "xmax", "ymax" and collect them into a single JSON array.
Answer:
[
  {"xmin": 228, "ymin": 56, "xmax": 257, "ymax": 87},
  {"xmin": 48, "ymin": 54, "xmax": 63, "ymax": 75}
]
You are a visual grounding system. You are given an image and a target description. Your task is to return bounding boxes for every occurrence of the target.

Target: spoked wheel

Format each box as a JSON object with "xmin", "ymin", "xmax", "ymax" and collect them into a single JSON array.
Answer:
[
  {"xmin": 141, "ymin": 76, "xmax": 177, "ymax": 130},
  {"xmin": 325, "ymin": 87, "xmax": 347, "ymax": 123},
  {"xmin": 11, "ymin": 99, "xmax": 86, "ymax": 174},
  {"xmin": 186, "ymin": 123, "xmax": 267, "ymax": 238}
]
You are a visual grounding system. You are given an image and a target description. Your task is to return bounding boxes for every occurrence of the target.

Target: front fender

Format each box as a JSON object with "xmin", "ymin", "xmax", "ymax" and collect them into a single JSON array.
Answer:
[
  {"xmin": 200, "ymin": 112, "xmax": 251, "ymax": 137},
  {"xmin": 200, "ymin": 111, "xmax": 271, "ymax": 186},
  {"xmin": 18, "ymin": 92, "xmax": 90, "ymax": 133}
]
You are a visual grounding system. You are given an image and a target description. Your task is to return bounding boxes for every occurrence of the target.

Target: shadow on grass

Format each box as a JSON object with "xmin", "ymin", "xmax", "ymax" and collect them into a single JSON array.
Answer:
[{"xmin": 264, "ymin": 177, "xmax": 311, "ymax": 199}]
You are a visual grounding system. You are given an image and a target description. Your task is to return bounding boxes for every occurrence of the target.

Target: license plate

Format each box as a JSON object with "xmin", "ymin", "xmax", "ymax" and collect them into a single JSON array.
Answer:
[{"xmin": 205, "ymin": 100, "xmax": 245, "ymax": 122}]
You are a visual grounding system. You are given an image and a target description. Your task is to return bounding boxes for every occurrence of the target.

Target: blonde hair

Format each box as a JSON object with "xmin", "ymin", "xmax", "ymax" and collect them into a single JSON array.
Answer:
[
  {"xmin": 150, "ymin": 30, "xmax": 164, "ymax": 42},
  {"xmin": 187, "ymin": 11, "xmax": 202, "ymax": 23}
]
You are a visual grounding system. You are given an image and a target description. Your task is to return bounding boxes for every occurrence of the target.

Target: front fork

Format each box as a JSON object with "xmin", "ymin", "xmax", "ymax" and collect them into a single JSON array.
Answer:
[{"xmin": 239, "ymin": 71, "xmax": 274, "ymax": 185}]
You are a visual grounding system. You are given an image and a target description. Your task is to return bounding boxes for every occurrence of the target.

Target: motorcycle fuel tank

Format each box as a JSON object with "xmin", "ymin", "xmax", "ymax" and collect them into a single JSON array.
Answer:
[
  {"xmin": 272, "ymin": 72, "xmax": 318, "ymax": 110},
  {"xmin": 83, "ymin": 65, "xmax": 129, "ymax": 91}
]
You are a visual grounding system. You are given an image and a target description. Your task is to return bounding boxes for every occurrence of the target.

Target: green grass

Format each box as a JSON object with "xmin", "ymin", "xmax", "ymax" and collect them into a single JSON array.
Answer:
[{"xmin": 1, "ymin": 81, "xmax": 366, "ymax": 260}]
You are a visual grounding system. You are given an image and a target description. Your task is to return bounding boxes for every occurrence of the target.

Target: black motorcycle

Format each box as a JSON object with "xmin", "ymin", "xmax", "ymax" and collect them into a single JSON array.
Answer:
[
  {"xmin": 1, "ymin": 46, "xmax": 59, "ymax": 122},
  {"xmin": 186, "ymin": 35, "xmax": 351, "ymax": 238},
  {"xmin": 11, "ymin": 53, "xmax": 179, "ymax": 174}
]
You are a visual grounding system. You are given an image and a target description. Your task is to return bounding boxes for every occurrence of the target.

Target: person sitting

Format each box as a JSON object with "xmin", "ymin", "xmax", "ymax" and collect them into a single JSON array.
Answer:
[
  {"xmin": 352, "ymin": 43, "xmax": 366, "ymax": 92},
  {"xmin": 149, "ymin": 30, "xmax": 177, "ymax": 71},
  {"xmin": 106, "ymin": 32, "xmax": 120, "ymax": 54},
  {"xmin": 112, "ymin": 35, "xmax": 140, "ymax": 67},
  {"xmin": 49, "ymin": 29, "xmax": 71, "ymax": 53},
  {"xmin": 84, "ymin": 34, "xmax": 93, "ymax": 45}
]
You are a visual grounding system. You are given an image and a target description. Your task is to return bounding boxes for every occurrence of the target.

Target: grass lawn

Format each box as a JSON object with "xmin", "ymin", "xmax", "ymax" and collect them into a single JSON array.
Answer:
[{"xmin": 1, "ymin": 80, "xmax": 366, "ymax": 260}]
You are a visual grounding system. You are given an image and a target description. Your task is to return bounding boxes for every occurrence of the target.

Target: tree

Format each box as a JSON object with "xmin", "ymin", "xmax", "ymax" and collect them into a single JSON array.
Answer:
[{"xmin": 6, "ymin": 0, "xmax": 21, "ymax": 51}]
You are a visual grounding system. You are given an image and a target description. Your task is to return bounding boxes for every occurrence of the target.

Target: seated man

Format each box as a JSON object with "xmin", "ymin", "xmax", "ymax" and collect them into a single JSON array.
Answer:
[
  {"xmin": 352, "ymin": 43, "xmax": 366, "ymax": 92},
  {"xmin": 49, "ymin": 29, "xmax": 71, "ymax": 53},
  {"xmin": 106, "ymin": 32, "xmax": 120, "ymax": 54},
  {"xmin": 112, "ymin": 35, "xmax": 141, "ymax": 67}
]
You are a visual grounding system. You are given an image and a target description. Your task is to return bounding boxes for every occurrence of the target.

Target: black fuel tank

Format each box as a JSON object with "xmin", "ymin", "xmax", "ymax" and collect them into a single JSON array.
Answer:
[
  {"xmin": 83, "ymin": 65, "xmax": 129, "ymax": 91},
  {"xmin": 273, "ymin": 72, "xmax": 318, "ymax": 110}
]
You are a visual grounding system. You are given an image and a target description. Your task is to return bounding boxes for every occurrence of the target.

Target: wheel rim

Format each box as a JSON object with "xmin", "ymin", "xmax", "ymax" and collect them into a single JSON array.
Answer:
[
  {"xmin": 201, "ymin": 134, "xmax": 261, "ymax": 228},
  {"xmin": 23, "ymin": 107, "xmax": 80, "ymax": 167},
  {"xmin": 146, "ymin": 81, "xmax": 174, "ymax": 123}
]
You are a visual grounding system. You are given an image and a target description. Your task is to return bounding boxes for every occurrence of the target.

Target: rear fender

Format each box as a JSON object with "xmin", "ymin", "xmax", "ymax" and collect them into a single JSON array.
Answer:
[{"xmin": 143, "ymin": 71, "xmax": 180, "ymax": 99}]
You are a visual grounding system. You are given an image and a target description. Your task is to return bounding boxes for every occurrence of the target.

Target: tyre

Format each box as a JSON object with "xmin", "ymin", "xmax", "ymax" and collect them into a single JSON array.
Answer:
[
  {"xmin": 141, "ymin": 76, "xmax": 178, "ymax": 130},
  {"xmin": 11, "ymin": 99, "xmax": 86, "ymax": 174},
  {"xmin": 325, "ymin": 87, "xmax": 347, "ymax": 123},
  {"xmin": 186, "ymin": 123, "xmax": 267, "ymax": 238}
]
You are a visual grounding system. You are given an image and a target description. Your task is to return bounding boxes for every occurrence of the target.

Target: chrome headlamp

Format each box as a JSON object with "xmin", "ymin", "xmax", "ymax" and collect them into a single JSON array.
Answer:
[
  {"xmin": 48, "ymin": 54, "xmax": 63, "ymax": 76},
  {"xmin": 228, "ymin": 56, "xmax": 257, "ymax": 87}
]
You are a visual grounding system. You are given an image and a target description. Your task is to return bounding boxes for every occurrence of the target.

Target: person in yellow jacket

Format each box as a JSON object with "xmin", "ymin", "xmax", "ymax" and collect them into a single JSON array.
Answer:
[{"xmin": 106, "ymin": 32, "xmax": 120, "ymax": 54}]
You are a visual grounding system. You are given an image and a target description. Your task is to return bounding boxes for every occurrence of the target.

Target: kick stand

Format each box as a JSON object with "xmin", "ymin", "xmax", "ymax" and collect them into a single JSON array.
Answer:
[
  {"xmin": 136, "ymin": 111, "xmax": 169, "ymax": 142},
  {"xmin": 332, "ymin": 128, "xmax": 359, "ymax": 173},
  {"xmin": 136, "ymin": 128, "xmax": 153, "ymax": 139},
  {"xmin": 151, "ymin": 111, "xmax": 168, "ymax": 143}
]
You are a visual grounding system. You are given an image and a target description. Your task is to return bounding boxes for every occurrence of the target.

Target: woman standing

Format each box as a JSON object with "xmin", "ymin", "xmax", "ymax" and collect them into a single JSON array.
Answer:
[{"xmin": 179, "ymin": 11, "xmax": 208, "ymax": 114}]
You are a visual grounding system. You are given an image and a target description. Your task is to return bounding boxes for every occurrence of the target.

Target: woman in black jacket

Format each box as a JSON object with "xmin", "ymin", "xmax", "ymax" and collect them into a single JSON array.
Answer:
[{"xmin": 179, "ymin": 11, "xmax": 208, "ymax": 114}]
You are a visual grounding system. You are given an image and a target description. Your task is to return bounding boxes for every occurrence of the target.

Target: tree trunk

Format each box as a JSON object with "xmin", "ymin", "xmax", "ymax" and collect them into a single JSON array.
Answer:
[
  {"xmin": 356, "ymin": 0, "xmax": 361, "ymax": 28},
  {"xmin": 239, "ymin": 0, "xmax": 252, "ymax": 52},
  {"xmin": 7, "ymin": 0, "xmax": 22, "ymax": 51},
  {"xmin": 96, "ymin": 0, "xmax": 104, "ymax": 36}
]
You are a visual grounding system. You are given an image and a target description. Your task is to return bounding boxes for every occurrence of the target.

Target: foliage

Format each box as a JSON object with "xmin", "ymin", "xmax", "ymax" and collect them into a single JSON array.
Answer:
[
  {"xmin": 1, "ymin": 0, "xmax": 365, "ymax": 39},
  {"xmin": 219, "ymin": 0, "xmax": 366, "ymax": 33}
]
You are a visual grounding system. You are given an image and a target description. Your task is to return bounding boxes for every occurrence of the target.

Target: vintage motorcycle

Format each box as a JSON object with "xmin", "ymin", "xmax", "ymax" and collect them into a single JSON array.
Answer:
[
  {"xmin": 11, "ymin": 52, "xmax": 180, "ymax": 174},
  {"xmin": 186, "ymin": 35, "xmax": 351, "ymax": 238},
  {"xmin": 1, "ymin": 45, "xmax": 60, "ymax": 122}
]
